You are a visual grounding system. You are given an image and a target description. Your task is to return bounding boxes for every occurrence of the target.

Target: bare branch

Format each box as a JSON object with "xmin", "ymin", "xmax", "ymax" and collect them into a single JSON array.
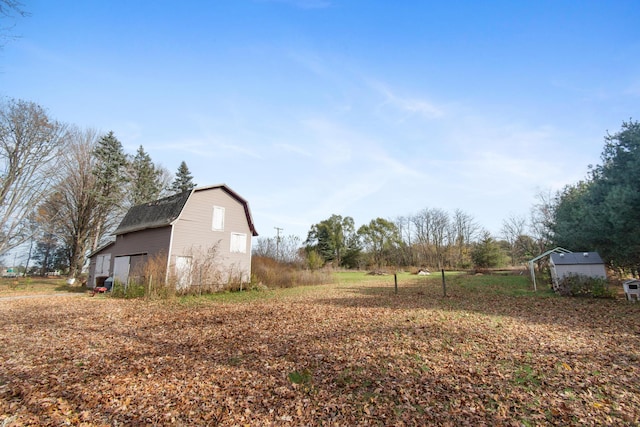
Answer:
[{"xmin": 0, "ymin": 99, "xmax": 67, "ymax": 255}]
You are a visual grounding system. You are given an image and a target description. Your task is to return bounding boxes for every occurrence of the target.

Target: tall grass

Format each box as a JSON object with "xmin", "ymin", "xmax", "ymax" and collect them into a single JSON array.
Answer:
[
  {"xmin": 252, "ymin": 256, "xmax": 331, "ymax": 289},
  {"xmin": 124, "ymin": 252, "xmax": 177, "ymax": 300}
]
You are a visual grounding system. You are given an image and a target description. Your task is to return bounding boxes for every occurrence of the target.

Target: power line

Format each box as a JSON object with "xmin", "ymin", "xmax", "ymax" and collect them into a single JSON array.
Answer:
[{"xmin": 274, "ymin": 227, "xmax": 283, "ymax": 260}]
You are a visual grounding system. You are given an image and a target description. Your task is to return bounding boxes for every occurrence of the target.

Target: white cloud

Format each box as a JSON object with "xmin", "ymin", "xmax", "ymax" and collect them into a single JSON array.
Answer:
[
  {"xmin": 367, "ymin": 79, "xmax": 445, "ymax": 120},
  {"xmin": 274, "ymin": 143, "xmax": 312, "ymax": 157},
  {"xmin": 216, "ymin": 142, "xmax": 262, "ymax": 158}
]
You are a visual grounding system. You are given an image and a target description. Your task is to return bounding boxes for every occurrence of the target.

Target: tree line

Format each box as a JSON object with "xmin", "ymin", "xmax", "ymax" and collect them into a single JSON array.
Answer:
[
  {"xmin": 257, "ymin": 121, "xmax": 640, "ymax": 274},
  {"xmin": 254, "ymin": 206, "xmax": 552, "ymax": 271},
  {"xmin": 0, "ymin": 98, "xmax": 197, "ymax": 277},
  {"xmin": 283, "ymin": 210, "xmax": 546, "ymax": 271}
]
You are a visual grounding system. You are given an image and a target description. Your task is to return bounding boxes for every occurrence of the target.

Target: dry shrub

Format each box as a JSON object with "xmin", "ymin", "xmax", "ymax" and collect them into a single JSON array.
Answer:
[
  {"xmin": 252, "ymin": 256, "xmax": 331, "ymax": 289},
  {"xmin": 128, "ymin": 251, "xmax": 176, "ymax": 300},
  {"xmin": 554, "ymin": 273, "xmax": 613, "ymax": 298},
  {"xmin": 180, "ymin": 245, "xmax": 226, "ymax": 295},
  {"xmin": 220, "ymin": 263, "xmax": 251, "ymax": 292}
]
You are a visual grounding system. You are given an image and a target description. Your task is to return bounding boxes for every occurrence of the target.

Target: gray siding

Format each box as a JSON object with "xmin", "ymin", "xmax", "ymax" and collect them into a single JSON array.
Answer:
[
  {"xmin": 171, "ymin": 187, "xmax": 253, "ymax": 282},
  {"xmin": 554, "ymin": 263, "xmax": 607, "ymax": 281},
  {"xmin": 550, "ymin": 260, "xmax": 607, "ymax": 289},
  {"xmin": 87, "ymin": 227, "xmax": 171, "ymax": 287},
  {"xmin": 87, "ymin": 243, "xmax": 114, "ymax": 288},
  {"xmin": 112, "ymin": 226, "xmax": 171, "ymax": 258}
]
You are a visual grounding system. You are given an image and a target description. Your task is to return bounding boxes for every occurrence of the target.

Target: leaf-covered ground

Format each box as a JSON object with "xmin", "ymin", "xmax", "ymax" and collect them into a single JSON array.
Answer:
[{"xmin": 1, "ymin": 274, "xmax": 639, "ymax": 426}]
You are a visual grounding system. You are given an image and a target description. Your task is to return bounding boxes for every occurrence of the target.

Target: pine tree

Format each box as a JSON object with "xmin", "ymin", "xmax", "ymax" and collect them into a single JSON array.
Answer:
[
  {"xmin": 129, "ymin": 145, "xmax": 162, "ymax": 205},
  {"xmin": 91, "ymin": 131, "xmax": 128, "ymax": 249},
  {"xmin": 170, "ymin": 160, "xmax": 196, "ymax": 194}
]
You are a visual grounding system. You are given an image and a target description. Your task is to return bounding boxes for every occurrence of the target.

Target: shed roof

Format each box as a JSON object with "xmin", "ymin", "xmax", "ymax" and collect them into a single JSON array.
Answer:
[
  {"xmin": 550, "ymin": 252, "xmax": 604, "ymax": 265},
  {"xmin": 87, "ymin": 240, "xmax": 115, "ymax": 258}
]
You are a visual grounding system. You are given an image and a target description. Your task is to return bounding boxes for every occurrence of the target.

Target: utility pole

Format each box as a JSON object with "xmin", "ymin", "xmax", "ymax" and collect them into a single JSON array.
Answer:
[{"xmin": 274, "ymin": 227, "xmax": 283, "ymax": 261}]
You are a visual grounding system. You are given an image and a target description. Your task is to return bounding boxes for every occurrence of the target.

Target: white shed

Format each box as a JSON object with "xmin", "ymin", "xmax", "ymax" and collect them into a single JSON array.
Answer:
[{"xmin": 549, "ymin": 252, "xmax": 607, "ymax": 288}]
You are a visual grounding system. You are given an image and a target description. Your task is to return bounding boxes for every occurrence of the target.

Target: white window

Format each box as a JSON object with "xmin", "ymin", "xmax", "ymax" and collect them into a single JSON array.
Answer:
[
  {"xmin": 230, "ymin": 233, "xmax": 247, "ymax": 253},
  {"xmin": 212, "ymin": 206, "xmax": 225, "ymax": 231}
]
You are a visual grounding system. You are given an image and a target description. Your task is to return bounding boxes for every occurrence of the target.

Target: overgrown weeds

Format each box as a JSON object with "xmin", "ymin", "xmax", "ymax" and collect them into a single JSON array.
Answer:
[
  {"xmin": 554, "ymin": 274, "xmax": 614, "ymax": 298},
  {"xmin": 252, "ymin": 256, "xmax": 331, "ymax": 289}
]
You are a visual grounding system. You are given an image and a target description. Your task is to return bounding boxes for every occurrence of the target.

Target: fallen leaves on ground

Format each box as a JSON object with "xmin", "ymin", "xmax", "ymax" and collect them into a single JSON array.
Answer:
[{"xmin": 1, "ymin": 277, "xmax": 639, "ymax": 426}]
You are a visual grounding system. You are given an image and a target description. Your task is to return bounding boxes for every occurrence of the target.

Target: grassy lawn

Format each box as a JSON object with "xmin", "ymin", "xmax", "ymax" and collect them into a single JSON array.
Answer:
[
  {"xmin": 0, "ymin": 272, "xmax": 638, "ymax": 426},
  {"xmin": 0, "ymin": 277, "xmax": 85, "ymax": 297}
]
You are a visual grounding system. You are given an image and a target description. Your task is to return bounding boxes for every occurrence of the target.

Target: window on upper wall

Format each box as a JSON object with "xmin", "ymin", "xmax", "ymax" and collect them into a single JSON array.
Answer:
[
  {"xmin": 230, "ymin": 232, "xmax": 247, "ymax": 253},
  {"xmin": 212, "ymin": 206, "xmax": 225, "ymax": 231}
]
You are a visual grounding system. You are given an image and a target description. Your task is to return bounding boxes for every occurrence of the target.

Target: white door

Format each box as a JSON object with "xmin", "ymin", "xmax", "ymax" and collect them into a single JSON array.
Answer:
[
  {"xmin": 175, "ymin": 256, "xmax": 192, "ymax": 290},
  {"xmin": 113, "ymin": 256, "xmax": 130, "ymax": 285}
]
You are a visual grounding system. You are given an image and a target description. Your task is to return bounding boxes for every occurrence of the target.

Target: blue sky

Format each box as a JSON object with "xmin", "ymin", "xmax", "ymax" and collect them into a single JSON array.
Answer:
[{"xmin": 2, "ymin": 0, "xmax": 639, "ymax": 241}]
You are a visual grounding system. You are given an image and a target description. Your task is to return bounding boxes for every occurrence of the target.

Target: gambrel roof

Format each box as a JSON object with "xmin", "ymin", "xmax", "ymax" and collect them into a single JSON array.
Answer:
[
  {"xmin": 113, "ymin": 184, "xmax": 258, "ymax": 237},
  {"xmin": 114, "ymin": 190, "xmax": 191, "ymax": 235}
]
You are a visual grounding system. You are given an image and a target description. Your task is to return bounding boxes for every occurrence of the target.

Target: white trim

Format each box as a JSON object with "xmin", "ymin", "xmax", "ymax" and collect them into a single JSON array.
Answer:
[
  {"xmin": 528, "ymin": 247, "xmax": 571, "ymax": 291},
  {"xmin": 166, "ymin": 225, "xmax": 176, "ymax": 283},
  {"xmin": 166, "ymin": 189, "xmax": 194, "ymax": 280}
]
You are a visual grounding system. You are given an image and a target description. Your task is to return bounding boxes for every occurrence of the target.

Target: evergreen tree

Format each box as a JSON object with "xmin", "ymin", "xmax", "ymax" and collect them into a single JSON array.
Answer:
[
  {"xmin": 170, "ymin": 160, "xmax": 196, "ymax": 194},
  {"xmin": 91, "ymin": 131, "xmax": 128, "ymax": 249},
  {"xmin": 305, "ymin": 214, "xmax": 361, "ymax": 268},
  {"xmin": 32, "ymin": 232, "xmax": 60, "ymax": 275},
  {"xmin": 128, "ymin": 145, "xmax": 162, "ymax": 205},
  {"xmin": 471, "ymin": 231, "xmax": 506, "ymax": 268},
  {"xmin": 551, "ymin": 120, "xmax": 640, "ymax": 272}
]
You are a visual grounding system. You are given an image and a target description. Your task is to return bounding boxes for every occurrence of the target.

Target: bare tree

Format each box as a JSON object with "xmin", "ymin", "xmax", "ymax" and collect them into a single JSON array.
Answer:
[
  {"xmin": 450, "ymin": 209, "xmax": 479, "ymax": 268},
  {"xmin": 411, "ymin": 208, "xmax": 450, "ymax": 269},
  {"xmin": 0, "ymin": 99, "xmax": 67, "ymax": 256},
  {"xmin": 429, "ymin": 208, "xmax": 450, "ymax": 270},
  {"xmin": 529, "ymin": 189, "xmax": 555, "ymax": 256},
  {"xmin": 0, "ymin": 0, "xmax": 28, "ymax": 47},
  {"xmin": 501, "ymin": 213, "xmax": 527, "ymax": 265},
  {"xmin": 412, "ymin": 208, "xmax": 435, "ymax": 267},
  {"xmin": 36, "ymin": 127, "xmax": 100, "ymax": 278},
  {"xmin": 394, "ymin": 215, "xmax": 415, "ymax": 266},
  {"xmin": 156, "ymin": 164, "xmax": 173, "ymax": 198},
  {"xmin": 253, "ymin": 234, "xmax": 302, "ymax": 264}
]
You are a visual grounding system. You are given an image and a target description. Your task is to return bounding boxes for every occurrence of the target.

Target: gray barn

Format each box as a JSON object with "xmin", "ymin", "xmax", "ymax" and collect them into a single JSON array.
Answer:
[{"xmin": 88, "ymin": 184, "xmax": 258, "ymax": 289}]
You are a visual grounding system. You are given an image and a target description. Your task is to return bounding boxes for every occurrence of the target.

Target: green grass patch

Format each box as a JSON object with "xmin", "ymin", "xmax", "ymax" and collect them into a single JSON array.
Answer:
[
  {"xmin": 447, "ymin": 273, "xmax": 556, "ymax": 297},
  {"xmin": 332, "ymin": 270, "xmax": 555, "ymax": 300},
  {"xmin": 0, "ymin": 277, "xmax": 81, "ymax": 296}
]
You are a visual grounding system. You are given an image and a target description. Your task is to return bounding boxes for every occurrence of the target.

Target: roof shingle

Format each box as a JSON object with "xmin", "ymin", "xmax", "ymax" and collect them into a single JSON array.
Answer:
[{"xmin": 114, "ymin": 191, "xmax": 191, "ymax": 235}]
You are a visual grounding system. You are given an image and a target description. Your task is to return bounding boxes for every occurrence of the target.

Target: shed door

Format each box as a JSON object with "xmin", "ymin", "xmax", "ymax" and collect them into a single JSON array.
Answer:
[
  {"xmin": 113, "ymin": 256, "xmax": 130, "ymax": 285},
  {"xmin": 96, "ymin": 254, "xmax": 111, "ymax": 276}
]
